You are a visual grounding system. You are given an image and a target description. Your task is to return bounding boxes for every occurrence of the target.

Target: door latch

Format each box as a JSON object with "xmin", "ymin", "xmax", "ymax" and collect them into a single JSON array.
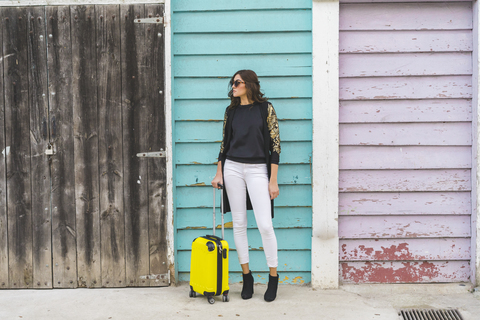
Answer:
[{"xmin": 45, "ymin": 143, "xmax": 56, "ymax": 156}]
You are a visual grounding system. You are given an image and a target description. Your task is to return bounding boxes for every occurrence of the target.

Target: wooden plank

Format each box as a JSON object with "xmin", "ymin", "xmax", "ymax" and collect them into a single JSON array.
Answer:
[
  {"xmin": 340, "ymin": 2, "xmax": 472, "ymax": 31},
  {"xmin": 176, "ymin": 163, "xmax": 311, "ymax": 186},
  {"xmin": 339, "ymin": 215, "xmax": 471, "ymax": 239},
  {"xmin": 177, "ymin": 228, "xmax": 311, "ymax": 251},
  {"xmin": 0, "ymin": 7, "xmax": 7, "ymax": 289},
  {"xmin": 180, "ymin": 271, "xmax": 310, "ymax": 284},
  {"xmin": 172, "ymin": 0, "xmax": 312, "ymax": 12},
  {"xmin": 175, "ymin": 98, "xmax": 312, "ymax": 121},
  {"xmin": 340, "ymin": 76, "xmax": 472, "ymax": 100},
  {"xmin": 3, "ymin": 7, "xmax": 33, "ymax": 289},
  {"xmin": 145, "ymin": 3, "xmax": 168, "ymax": 287},
  {"xmin": 340, "ymin": 30, "xmax": 473, "ymax": 53},
  {"xmin": 47, "ymin": 5, "xmax": 78, "ymax": 289},
  {"xmin": 175, "ymin": 141, "xmax": 312, "ymax": 165},
  {"xmin": 71, "ymin": 5, "xmax": 100, "ymax": 288},
  {"xmin": 341, "ymin": 261, "xmax": 470, "ymax": 283},
  {"xmin": 121, "ymin": 4, "xmax": 150, "ymax": 287},
  {"xmin": 339, "ymin": 99, "xmax": 472, "ymax": 123},
  {"xmin": 340, "ymin": 123, "xmax": 472, "ymax": 146},
  {"xmin": 176, "ymin": 207, "xmax": 312, "ymax": 229},
  {"xmin": 173, "ymin": 10, "xmax": 311, "ymax": 33},
  {"xmin": 175, "ymin": 76, "xmax": 312, "ymax": 100},
  {"xmin": 339, "ymin": 169, "xmax": 471, "ymax": 192},
  {"xmin": 175, "ymin": 120, "xmax": 311, "ymax": 142},
  {"xmin": 340, "ymin": 238, "xmax": 471, "ymax": 261},
  {"xmin": 340, "ymin": 53, "xmax": 472, "ymax": 77},
  {"xmin": 176, "ymin": 185, "xmax": 312, "ymax": 208},
  {"xmin": 174, "ymin": 32, "xmax": 312, "ymax": 55},
  {"xmin": 339, "ymin": 192, "xmax": 471, "ymax": 216},
  {"xmin": 27, "ymin": 6, "xmax": 51, "ymax": 289},
  {"xmin": 177, "ymin": 250, "xmax": 311, "ymax": 273},
  {"xmin": 340, "ymin": 146, "xmax": 471, "ymax": 170},
  {"xmin": 178, "ymin": 270, "xmax": 312, "ymax": 285},
  {"xmin": 174, "ymin": 54, "xmax": 312, "ymax": 77},
  {"xmin": 179, "ymin": 271, "xmax": 311, "ymax": 285},
  {"xmin": 96, "ymin": 4, "xmax": 125, "ymax": 288}
]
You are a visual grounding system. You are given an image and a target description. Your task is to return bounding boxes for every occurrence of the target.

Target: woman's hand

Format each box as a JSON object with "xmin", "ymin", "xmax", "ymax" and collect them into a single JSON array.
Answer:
[
  {"xmin": 211, "ymin": 173, "xmax": 223, "ymax": 189},
  {"xmin": 269, "ymin": 180, "xmax": 279, "ymax": 200}
]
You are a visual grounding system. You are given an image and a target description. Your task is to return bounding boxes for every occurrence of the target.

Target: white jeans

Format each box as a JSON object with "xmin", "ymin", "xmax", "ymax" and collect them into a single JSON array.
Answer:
[{"xmin": 223, "ymin": 159, "xmax": 278, "ymax": 268}]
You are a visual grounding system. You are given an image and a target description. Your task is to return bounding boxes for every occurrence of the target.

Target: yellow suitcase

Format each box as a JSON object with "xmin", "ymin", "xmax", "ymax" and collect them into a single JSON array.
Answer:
[{"xmin": 189, "ymin": 185, "xmax": 229, "ymax": 304}]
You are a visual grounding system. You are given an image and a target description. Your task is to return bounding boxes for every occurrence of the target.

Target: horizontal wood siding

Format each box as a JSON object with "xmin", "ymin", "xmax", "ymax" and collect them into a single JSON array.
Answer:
[
  {"xmin": 339, "ymin": 1, "xmax": 473, "ymax": 283},
  {"xmin": 172, "ymin": 0, "xmax": 312, "ymax": 284}
]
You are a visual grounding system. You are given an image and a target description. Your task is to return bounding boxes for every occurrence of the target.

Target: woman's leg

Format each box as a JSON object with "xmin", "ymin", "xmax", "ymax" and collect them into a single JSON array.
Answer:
[
  {"xmin": 244, "ymin": 164, "xmax": 278, "ymax": 273},
  {"xmin": 244, "ymin": 163, "xmax": 279, "ymax": 301},
  {"xmin": 224, "ymin": 160, "xmax": 254, "ymax": 299},
  {"xmin": 223, "ymin": 160, "xmax": 250, "ymax": 268}
]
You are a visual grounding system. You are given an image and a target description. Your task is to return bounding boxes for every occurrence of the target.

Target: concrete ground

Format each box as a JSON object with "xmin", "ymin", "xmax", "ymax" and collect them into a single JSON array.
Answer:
[{"xmin": 0, "ymin": 283, "xmax": 479, "ymax": 320}]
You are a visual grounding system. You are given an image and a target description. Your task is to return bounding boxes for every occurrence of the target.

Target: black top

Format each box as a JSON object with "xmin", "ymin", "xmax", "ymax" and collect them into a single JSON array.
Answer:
[
  {"xmin": 218, "ymin": 101, "xmax": 281, "ymax": 217},
  {"xmin": 226, "ymin": 103, "xmax": 266, "ymax": 164}
]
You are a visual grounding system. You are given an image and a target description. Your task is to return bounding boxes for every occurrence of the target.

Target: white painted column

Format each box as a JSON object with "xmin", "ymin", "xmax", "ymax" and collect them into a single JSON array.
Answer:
[
  {"xmin": 311, "ymin": 0, "xmax": 340, "ymax": 289},
  {"xmin": 164, "ymin": 0, "xmax": 175, "ymax": 285},
  {"xmin": 473, "ymin": 0, "xmax": 480, "ymax": 287}
]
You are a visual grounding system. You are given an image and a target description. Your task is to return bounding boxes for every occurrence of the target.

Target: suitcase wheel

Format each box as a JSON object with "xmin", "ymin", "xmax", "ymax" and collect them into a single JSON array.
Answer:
[
  {"xmin": 189, "ymin": 288, "xmax": 196, "ymax": 298},
  {"xmin": 222, "ymin": 294, "xmax": 229, "ymax": 302},
  {"xmin": 207, "ymin": 296, "xmax": 215, "ymax": 304}
]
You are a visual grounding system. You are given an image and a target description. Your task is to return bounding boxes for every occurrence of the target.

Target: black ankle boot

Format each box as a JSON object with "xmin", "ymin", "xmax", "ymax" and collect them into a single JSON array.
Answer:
[
  {"xmin": 264, "ymin": 274, "xmax": 279, "ymax": 302},
  {"xmin": 241, "ymin": 271, "xmax": 254, "ymax": 299}
]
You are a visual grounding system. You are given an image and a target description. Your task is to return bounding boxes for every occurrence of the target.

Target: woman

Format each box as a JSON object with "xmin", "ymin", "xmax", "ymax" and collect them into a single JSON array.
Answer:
[{"xmin": 211, "ymin": 70, "xmax": 280, "ymax": 302}]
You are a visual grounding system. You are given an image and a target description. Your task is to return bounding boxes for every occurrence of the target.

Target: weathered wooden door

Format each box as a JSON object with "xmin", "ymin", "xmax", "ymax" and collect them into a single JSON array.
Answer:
[{"xmin": 0, "ymin": 4, "xmax": 167, "ymax": 289}]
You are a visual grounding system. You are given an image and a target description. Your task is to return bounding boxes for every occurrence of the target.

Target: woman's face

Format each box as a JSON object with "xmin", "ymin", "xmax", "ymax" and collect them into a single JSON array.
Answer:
[{"xmin": 232, "ymin": 74, "xmax": 248, "ymax": 99}]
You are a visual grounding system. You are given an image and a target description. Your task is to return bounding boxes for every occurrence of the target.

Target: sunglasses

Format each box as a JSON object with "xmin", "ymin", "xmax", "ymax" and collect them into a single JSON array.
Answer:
[{"xmin": 230, "ymin": 80, "xmax": 245, "ymax": 88}]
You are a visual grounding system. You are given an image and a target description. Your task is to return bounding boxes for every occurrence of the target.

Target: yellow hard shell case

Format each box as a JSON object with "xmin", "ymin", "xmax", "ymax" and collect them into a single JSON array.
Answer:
[
  {"xmin": 189, "ymin": 186, "xmax": 229, "ymax": 303},
  {"xmin": 190, "ymin": 235, "xmax": 229, "ymax": 297}
]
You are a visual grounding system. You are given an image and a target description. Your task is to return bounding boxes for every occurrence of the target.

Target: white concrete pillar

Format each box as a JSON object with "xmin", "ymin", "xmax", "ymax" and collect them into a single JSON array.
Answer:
[{"xmin": 311, "ymin": 0, "xmax": 340, "ymax": 289}]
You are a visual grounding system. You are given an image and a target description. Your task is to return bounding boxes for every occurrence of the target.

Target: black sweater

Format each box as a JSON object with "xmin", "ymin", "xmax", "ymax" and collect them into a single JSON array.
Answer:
[
  {"xmin": 227, "ymin": 103, "xmax": 268, "ymax": 164},
  {"xmin": 218, "ymin": 101, "xmax": 281, "ymax": 217}
]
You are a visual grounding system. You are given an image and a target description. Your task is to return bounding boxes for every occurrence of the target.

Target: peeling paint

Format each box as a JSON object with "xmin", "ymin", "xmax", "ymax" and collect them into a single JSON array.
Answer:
[
  {"xmin": 2, "ymin": 146, "xmax": 10, "ymax": 158},
  {"xmin": 216, "ymin": 221, "xmax": 233, "ymax": 229},
  {"xmin": 340, "ymin": 261, "xmax": 470, "ymax": 284},
  {"xmin": 188, "ymin": 182, "xmax": 206, "ymax": 187},
  {"xmin": 292, "ymin": 276, "xmax": 304, "ymax": 284}
]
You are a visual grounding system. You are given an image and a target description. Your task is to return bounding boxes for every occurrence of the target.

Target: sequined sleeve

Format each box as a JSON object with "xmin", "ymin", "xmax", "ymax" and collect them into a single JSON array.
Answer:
[
  {"xmin": 267, "ymin": 103, "xmax": 281, "ymax": 164},
  {"xmin": 218, "ymin": 108, "xmax": 228, "ymax": 160}
]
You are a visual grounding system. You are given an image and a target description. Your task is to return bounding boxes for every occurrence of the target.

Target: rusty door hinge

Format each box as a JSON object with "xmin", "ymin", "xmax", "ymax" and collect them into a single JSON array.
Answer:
[
  {"xmin": 139, "ymin": 271, "xmax": 170, "ymax": 284},
  {"xmin": 134, "ymin": 17, "xmax": 164, "ymax": 24}
]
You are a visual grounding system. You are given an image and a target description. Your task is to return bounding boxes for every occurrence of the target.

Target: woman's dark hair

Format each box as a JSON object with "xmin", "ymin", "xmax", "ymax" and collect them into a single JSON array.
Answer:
[{"xmin": 228, "ymin": 70, "xmax": 267, "ymax": 109}]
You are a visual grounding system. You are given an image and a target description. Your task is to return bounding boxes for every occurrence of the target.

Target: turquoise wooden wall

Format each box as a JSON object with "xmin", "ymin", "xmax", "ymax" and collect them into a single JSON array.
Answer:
[{"xmin": 172, "ymin": 0, "xmax": 313, "ymax": 284}]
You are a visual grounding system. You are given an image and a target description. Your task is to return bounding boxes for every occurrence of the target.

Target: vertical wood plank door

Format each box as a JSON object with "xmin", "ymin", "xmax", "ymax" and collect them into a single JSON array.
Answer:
[
  {"xmin": 3, "ymin": 7, "xmax": 34, "ymax": 289},
  {"xmin": 0, "ymin": 6, "xmax": 8, "ymax": 289},
  {"xmin": 27, "ymin": 6, "xmax": 52, "ymax": 289},
  {"xmin": 0, "ymin": 4, "xmax": 167, "ymax": 289},
  {"xmin": 121, "ymin": 4, "xmax": 168, "ymax": 287}
]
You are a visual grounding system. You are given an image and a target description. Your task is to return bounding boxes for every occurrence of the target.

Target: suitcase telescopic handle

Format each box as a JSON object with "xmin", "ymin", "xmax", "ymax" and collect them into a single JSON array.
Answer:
[{"xmin": 213, "ymin": 184, "xmax": 224, "ymax": 239}]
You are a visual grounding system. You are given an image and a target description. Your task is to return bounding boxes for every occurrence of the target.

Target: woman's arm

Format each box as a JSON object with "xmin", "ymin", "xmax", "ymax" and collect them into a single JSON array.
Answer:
[
  {"xmin": 211, "ymin": 161, "xmax": 223, "ymax": 189},
  {"xmin": 212, "ymin": 108, "xmax": 228, "ymax": 189},
  {"xmin": 269, "ymin": 164, "xmax": 279, "ymax": 200}
]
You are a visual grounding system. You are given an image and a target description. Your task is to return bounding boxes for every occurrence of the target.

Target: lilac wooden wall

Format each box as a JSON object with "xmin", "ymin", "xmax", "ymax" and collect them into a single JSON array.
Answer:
[{"xmin": 338, "ymin": 1, "xmax": 473, "ymax": 283}]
